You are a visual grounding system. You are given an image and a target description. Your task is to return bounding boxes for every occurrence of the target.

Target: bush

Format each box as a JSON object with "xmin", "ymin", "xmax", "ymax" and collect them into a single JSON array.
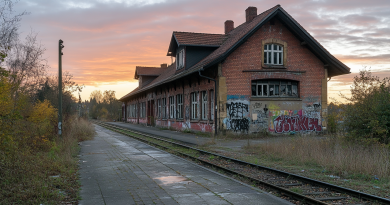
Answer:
[{"xmin": 341, "ymin": 69, "xmax": 390, "ymax": 144}]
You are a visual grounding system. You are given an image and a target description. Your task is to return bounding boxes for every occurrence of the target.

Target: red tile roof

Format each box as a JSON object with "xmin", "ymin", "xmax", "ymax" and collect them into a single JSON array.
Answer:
[
  {"xmin": 174, "ymin": 32, "xmax": 227, "ymax": 46},
  {"xmin": 122, "ymin": 63, "xmax": 176, "ymax": 100},
  {"xmin": 134, "ymin": 66, "xmax": 166, "ymax": 79},
  {"xmin": 120, "ymin": 4, "xmax": 350, "ymax": 101},
  {"xmin": 121, "ymin": 5, "xmax": 279, "ymax": 101}
]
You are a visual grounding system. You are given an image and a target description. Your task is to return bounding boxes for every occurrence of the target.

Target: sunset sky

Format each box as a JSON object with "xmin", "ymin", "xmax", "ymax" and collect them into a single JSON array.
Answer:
[{"xmin": 15, "ymin": 0, "xmax": 390, "ymax": 102}]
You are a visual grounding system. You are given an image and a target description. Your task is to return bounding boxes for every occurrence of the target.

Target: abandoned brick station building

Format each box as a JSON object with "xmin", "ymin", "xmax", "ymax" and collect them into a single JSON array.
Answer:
[{"xmin": 119, "ymin": 5, "xmax": 350, "ymax": 134}]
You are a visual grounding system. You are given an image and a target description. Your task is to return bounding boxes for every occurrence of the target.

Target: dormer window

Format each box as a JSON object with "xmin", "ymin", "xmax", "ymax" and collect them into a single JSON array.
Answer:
[
  {"xmin": 176, "ymin": 49, "xmax": 185, "ymax": 70},
  {"xmin": 264, "ymin": 44, "xmax": 283, "ymax": 65}
]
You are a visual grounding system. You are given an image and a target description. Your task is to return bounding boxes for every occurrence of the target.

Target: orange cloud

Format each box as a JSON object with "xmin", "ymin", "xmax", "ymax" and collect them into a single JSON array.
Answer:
[{"xmin": 15, "ymin": 0, "xmax": 390, "ymax": 100}]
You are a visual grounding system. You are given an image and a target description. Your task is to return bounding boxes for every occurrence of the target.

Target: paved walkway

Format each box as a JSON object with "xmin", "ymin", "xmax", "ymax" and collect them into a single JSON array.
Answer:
[
  {"xmin": 79, "ymin": 125, "xmax": 292, "ymax": 205},
  {"xmin": 106, "ymin": 122, "xmax": 295, "ymax": 151},
  {"xmin": 106, "ymin": 122, "xmax": 210, "ymax": 145}
]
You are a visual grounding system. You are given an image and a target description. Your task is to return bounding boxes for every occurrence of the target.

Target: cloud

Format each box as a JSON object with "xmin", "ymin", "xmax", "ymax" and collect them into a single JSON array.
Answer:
[
  {"xmin": 341, "ymin": 14, "xmax": 380, "ymax": 26},
  {"xmin": 13, "ymin": 0, "xmax": 390, "ymax": 100}
]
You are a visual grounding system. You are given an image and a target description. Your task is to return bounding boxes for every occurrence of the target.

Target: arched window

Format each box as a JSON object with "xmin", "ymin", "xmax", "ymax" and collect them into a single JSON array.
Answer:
[
  {"xmin": 251, "ymin": 80, "xmax": 298, "ymax": 97},
  {"xmin": 264, "ymin": 44, "xmax": 283, "ymax": 65}
]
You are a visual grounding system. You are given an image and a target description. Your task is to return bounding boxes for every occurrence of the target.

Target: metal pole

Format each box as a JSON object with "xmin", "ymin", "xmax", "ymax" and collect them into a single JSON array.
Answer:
[
  {"xmin": 198, "ymin": 68, "xmax": 217, "ymax": 136},
  {"xmin": 58, "ymin": 39, "xmax": 64, "ymax": 136}
]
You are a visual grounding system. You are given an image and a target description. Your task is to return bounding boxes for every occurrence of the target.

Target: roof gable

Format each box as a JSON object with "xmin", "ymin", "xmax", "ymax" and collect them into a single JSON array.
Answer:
[
  {"xmin": 120, "ymin": 4, "xmax": 350, "ymax": 101},
  {"xmin": 167, "ymin": 32, "xmax": 227, "ymax": 56},
  {"xmin": 134, "ymin": 66, "xmax": 165, "ymax": 79},
  {"xmin": 200, "ymin": 6, "xmax": 350, "ymax": 77}
]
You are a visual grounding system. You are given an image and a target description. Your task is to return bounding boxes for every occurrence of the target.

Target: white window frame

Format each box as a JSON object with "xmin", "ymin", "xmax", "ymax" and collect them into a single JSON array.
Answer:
[
  {"xmin": 140, "ymin": 102, "xmax": 145, "ymax": 118},
  {"xmin": 264, "ymin": 44, "xmax": 283, "ymax": 65},
  {"xmin": 143, "ymin": 102, "xmax": 146, "ymax": 118},
  {"xmin": 210, "ymin": 90, "xmax": 214, "ymax": 120},
  {"xmin": 176, "ymin": 94, "xmax": 183, "ymax": 119},
  {"xmin": 201, "ymin": 91, "xmax": 207, "ymax": 120},
  {"xmin": 140, "ymin": 102, "xmax": 143, "ymax": 118},
  {"xmin": 132, "ymin": 104, "xmax": 136, "ymax": 118},
  {"xmin": 157, "ymin": 99, "xmax": 161, "ymax": 118},
  {"xmin": 176, "ymin": 49, "xmax": 185, "ymax": 70},
  {"xmin": 169, "ymin": 96, "xmax": 175, "ymax": 119},
  {"xmin": 191, "ymin": 92, "xmax": 198, "ymax": 119},
  {"xmin": 251, "ymin": 80, "xmax": 298, "ymax": 97},
  {"xmin": 162, "ymin": 98, "xmax": 166, "ymax": 119}
]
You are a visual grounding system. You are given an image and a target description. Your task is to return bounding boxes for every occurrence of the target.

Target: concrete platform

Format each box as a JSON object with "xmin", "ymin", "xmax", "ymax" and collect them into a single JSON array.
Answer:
[
  {"xmin": 79, "ymin": 124, "xmax": 292, "ymax": 205},
  {"xmin": 106, "ymin": 121, "xmax": 211, "ymax": 145},
  {"xmin": 106, "ymin": 121, "xmax": 295, "ymax": 151}
]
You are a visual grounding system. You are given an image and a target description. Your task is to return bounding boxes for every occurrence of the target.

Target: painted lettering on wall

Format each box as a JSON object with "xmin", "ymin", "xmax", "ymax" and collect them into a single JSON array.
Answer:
[
  {"xmin": 268, "ymin": 105, "xmax": 322, "ymax": 133},
  {"xmin": 273, "ymin": 115, "xmax": 322, "ymax": 133},
  {"xmin": 224, "ymin": 99, "xmax": 250, "ymax": 133},
  {"xmin": 226, "ymin": 102, "xmax": 248, "ymax": 119},
  {"xmin": 224, "ymin": 118, "xmax": 250, "ymax": 132}
]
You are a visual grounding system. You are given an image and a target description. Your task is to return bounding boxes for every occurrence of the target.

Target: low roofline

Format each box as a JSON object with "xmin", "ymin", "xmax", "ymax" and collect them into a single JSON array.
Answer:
[{"xmin": 121, "ymin": 5, "xmax": 351, "ymax": 101}]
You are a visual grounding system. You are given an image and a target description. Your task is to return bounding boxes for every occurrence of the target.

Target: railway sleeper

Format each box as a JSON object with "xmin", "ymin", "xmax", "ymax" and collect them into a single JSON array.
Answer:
[
  {"xmin": 315, "ymin": 196, "xmax": 347, "ymax": 201},
  {"xmin": 303, "ymin": 192, "xmax": 332, "ymax": 195},
  {"xmin": 275, "ymin": 183, "xmax": 303, "ymax": 187}
]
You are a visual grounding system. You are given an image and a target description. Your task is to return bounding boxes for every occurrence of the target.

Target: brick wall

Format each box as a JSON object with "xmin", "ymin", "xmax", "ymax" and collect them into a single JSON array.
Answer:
[
  {"xmin": 220, "ymin": 18, "xmax": 325, "ymax": 133},
  {"xmin": 125, "ymin": 75, "xmax": 216, "ymax": 133},
  {"xmin": 222, "ymin": 19, "xmax": 324, "ymax": 103}
]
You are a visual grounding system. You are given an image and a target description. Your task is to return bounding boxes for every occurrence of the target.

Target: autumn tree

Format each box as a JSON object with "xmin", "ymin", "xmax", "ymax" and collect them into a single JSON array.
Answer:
[
  {"xmin": 341, "ymin": 69, "xmax": 390, "ymax": 144},
  {"xmin": 89, "ymin": 90, "xmax": 121, "ymax": 120}
]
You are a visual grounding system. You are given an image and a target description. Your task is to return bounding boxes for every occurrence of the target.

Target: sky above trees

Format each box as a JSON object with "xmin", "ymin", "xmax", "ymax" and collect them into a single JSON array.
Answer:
[{"xmin": 15, "ymin": 0, "xmax": 390, "ymax": 101}]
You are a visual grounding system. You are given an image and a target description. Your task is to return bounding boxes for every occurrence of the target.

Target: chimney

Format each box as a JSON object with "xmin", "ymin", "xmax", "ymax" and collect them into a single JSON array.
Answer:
[
  {"xmin": 245, "ymin": 6, "xmax": 257, "ymax": 23},
  {"xmin": 224, "ymin": 20, "xmax": 234, "ymax": 34},
  {"xmin": 161, "ymin": 63, "xmax": 167, "ymax": 68}
]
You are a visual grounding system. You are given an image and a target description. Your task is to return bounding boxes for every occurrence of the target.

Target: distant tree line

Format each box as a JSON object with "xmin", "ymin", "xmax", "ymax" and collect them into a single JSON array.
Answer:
[{"xmin": 89, "ymin": 90, "xmax": 121, "ymax": 121}]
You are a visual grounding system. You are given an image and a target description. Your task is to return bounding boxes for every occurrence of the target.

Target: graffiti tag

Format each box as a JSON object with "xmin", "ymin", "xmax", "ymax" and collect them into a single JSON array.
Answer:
[
  {"xmin": 273, "ymin": 115, "xmax": 322, "ymax": 133},
  {"xmin": 226, "ymin": 102, "xmax": 249, "ymax": 119},
  {"xmin": 224, "ymin": 118, "xmax": 250, "ymax": 133}
]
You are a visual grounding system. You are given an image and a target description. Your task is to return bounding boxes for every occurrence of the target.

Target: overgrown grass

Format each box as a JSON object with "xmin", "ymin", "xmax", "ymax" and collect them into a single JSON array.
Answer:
[
  {"xmin": 216, "ymin": 129, "xmax": 271, "ymax": 140},
  {"xmin": 243, "ymin": 135, "xmax": 390, "ymax": 179},
  {"xmin": 0, "ymin": 117, "xmax": 95, "ymax": 204}
]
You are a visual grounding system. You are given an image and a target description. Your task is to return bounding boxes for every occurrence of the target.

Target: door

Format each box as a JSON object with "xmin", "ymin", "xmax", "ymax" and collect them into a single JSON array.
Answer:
[{"xmin": 150, "ymin": 100, "xmax": 155, "ymax": 126}]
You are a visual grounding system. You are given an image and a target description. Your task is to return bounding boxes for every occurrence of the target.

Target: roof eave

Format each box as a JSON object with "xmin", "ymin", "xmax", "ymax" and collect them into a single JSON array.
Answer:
[
  {"xmin": 167, "ymin": 33, "xmax": 180, "ymax": 56},
  {"xmin": 277, "ymin": 8, "xmax": 350, "ymax": 75},
  {"xmin": 203, "ymin": 8, "xmax": 350, "ymax": 76}
]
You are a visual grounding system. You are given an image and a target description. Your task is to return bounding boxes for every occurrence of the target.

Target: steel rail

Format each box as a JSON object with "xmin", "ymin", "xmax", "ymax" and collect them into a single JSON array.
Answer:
[{"xmin": 93, "ymin": 121, "xmax": 390, "ymax": 205}]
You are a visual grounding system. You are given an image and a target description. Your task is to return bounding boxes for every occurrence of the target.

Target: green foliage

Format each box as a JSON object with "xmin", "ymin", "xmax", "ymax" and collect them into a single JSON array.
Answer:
[
  {"xmin": 89, "ymin": 90, "xmax": 121, "ymax": 120},
  {"xmin": 341, "ymin": 69, "xmax": 390, "ymax": 144},
  {"xmin": 327, "ymin": 103, "xmax": 341, "ymax": 134}
]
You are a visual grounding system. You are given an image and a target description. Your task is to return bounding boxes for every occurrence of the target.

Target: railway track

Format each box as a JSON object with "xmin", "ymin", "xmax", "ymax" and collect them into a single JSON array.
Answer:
[{"xmin": 92, "ymin": 120, "xmax": 390, "ymax": 205}]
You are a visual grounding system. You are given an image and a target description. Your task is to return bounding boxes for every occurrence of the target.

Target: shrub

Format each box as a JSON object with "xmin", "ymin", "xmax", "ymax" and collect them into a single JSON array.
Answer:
[{"xmin": 341, "ymin": 69, "xmax": 390, "ymax": 144}]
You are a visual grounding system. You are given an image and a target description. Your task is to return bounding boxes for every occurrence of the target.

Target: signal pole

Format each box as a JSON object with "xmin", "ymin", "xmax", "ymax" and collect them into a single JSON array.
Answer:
[{"xmin": 58, "ymin": 39, "xmax": 64, "ymax": 136}]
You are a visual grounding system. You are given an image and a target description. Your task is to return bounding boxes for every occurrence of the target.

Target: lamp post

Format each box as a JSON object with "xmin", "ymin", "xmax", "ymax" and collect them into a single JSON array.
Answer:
[{"xmin": 58, "ymin": 39, "xmax": 64, "ymax": 136}]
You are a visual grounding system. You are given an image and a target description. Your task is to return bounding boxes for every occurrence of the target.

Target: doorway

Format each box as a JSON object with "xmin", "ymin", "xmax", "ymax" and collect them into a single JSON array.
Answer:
[{"xmin": 147, "ymin": 100, "xmax": 155, "ymax": 126}]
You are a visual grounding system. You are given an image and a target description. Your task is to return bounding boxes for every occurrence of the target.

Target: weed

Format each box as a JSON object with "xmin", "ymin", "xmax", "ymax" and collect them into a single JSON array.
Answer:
[
  {"xmin": 183, "ymin": 128, "xmax": 194, "ymax": 133},
  {"xmin": 289, "ymin": 187, "xmax": 303, "ymax": 194},
  {"xmin": 0, "ymin": 116, "xmax": 94, "ymax": 204}
]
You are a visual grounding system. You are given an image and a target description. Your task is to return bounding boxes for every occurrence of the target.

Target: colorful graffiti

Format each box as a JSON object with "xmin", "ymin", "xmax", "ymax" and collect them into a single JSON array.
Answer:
[
  {"xmin": 268, "ymin": 108, "xmax": 322, "ymax": 133},
  {"xmin": 273, "ymin": 115, "xmax": 322, "ymax": 133}
]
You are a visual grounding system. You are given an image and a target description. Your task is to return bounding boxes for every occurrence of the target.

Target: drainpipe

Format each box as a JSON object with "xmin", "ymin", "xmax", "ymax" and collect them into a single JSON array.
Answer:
[{"xmin": 198, "ymin": 67, "xmax": 218, "ymax": 135}]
